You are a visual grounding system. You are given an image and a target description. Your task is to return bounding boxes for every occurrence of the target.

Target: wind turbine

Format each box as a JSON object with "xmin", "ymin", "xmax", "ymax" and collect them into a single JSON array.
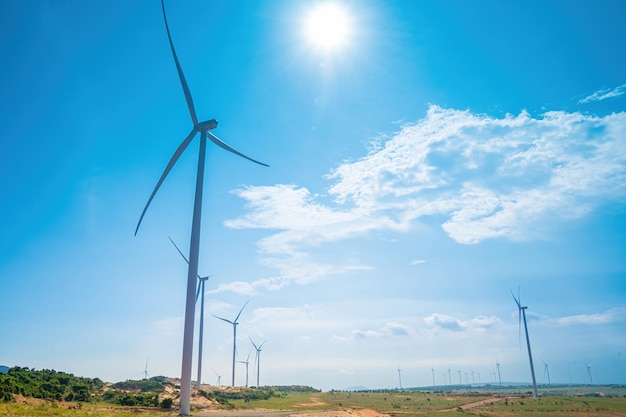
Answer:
[
  {"xmin": 583, "ymin": 362, "xmax": 593, "ymax": 385},
  {"xmin": 541, "ymin": 358, "xmax": 551, "ymax": 385},
  {"xmin": 142, "ymin": 359, "xmax": 149, "ymax": 380},
  {"xmin": 135, "ymin": 1, "xmax": 268, "ymax": 414},
  {"xmin": 251, "ymin": 338, "xmax": 267, "ymax": 387},
  {"xmin": 237, "ymin": 350, "xmax": 252, "ymax": 387},
  {"xmin": 214, "ymin": 301, "xmax": 249, "ymax": 386},
  {"xmin": 496, "ymin": 361, "xmax": 502, "ymax": 386},
  {"xmin": 169, "ymin": 237, "xmax": 211, "ymax": 391},
  {"xmin": 512, "ymin": 288, "xmax": 538, "ymax": 398},
  {"xmin": 448, "ymin": 369, "xmax": 452, "ymax": 386},
  {"xmin": 458, "ymin": 369, "xmax": 462, "ymax": 385},
  {"xmin": 397, "ymin": 366, "xmax": 402, "ymax": 389},
  {"xmin": 431, "ymin": 365, "xmax": 436, "ymax": 387},
  {"xmin": 213, "ymin": 370, "xmax": 223, "ymax": 387}
]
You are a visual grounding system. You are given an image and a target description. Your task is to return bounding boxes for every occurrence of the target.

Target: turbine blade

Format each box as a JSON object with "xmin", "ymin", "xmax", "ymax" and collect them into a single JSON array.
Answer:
[
  {"xmin": 168, "ymin": 236, "xmax": 190, "ymax": 264},
  {"xmin": 195, "ymin": 283, "xmax": 202, "ymax": 303},
  {"xmin": 250, "ymin": 337, "xmax": 259, "ymax": 350},
  {"xmin": 135, "ymin": 128, "xmax": 198, "ymax": 235},
  {"xmin": 168, "ymin": 237, "xmax": 206, "ymax": 281},
  {"xmin": 207, "ymin": 131, "xmax": 269, "ymax": 167},
  {"xmin": 213, "ymin": 315, "xmax": 234, "ymax": 325},
  {"xmin": 161, "ymin": 0, "xmax": 198, "ymax": 126},
  {"xmin": 234, "ymin": 300, "xmax": 249, "ymax": 323}
]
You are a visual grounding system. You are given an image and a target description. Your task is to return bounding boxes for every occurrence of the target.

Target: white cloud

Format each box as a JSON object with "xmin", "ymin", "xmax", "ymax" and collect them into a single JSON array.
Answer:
[
  {"xmin": 579, "ymin": 84, "xmax": 626, "ymax": 104},
  {"xmin": 424, "ymin": 313, "xmax": 502, "ymax": 332},
  {"xmin": 554, "ymin": 307, "xmax": 626, "ymax": 326},
  {"xmin": 410, "ymin": 259, "xmax": 426, "ymax": 265},
  {"xmin": 227, "ymin": 106, "xmax": 626, "ymax": 285}
]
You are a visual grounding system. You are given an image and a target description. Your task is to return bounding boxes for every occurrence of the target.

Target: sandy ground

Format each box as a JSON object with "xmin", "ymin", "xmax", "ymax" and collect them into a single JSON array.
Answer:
[{"xmin": 437, "ymin": 396, "xmax": 511, "ymax": 412}]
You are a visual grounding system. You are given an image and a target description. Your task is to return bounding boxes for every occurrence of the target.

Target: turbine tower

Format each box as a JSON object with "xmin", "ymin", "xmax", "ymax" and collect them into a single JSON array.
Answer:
[
  {"xmin": 448, "ymin": 369, "xmax": 452, "ymax": 386},
  {"xmin": 214, "ymin": 301, "xmax": 249, "ymax": 387},
  {"xmin": 169, "ymin": 237, "xmax": 211, "ymax": 391},
  {"xmin": 251, "ymin": 338, "xmax": 267, "ymax": 387},
  {"xmin": 136, "ymin": 1, "xmax": 268, "ymax": 414},
  {"xmin": 512, "ymin": 288, "xmax": 538, "ymax": 398},
  {"xmin": 541, "ymin": 358, "xmax": 551, "ymax": 385}
]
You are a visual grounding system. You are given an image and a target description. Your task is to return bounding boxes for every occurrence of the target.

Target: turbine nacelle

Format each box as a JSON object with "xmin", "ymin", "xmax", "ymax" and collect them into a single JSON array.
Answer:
[{"xmin": 197, "ymin": 119, "xmax": 218, "ymax": 131}]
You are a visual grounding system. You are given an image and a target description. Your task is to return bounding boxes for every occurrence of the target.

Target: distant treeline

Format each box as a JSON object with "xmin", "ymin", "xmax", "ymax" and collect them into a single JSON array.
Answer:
[{"xmin": 0, "ymin": 367, "xmax": 103, "ymax": 402}]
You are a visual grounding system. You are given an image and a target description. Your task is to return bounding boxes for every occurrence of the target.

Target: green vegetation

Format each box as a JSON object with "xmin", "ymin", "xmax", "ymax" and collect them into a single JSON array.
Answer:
[{"xmin": 0, "ymin": 367, "xmax": 103, "ymax": 402}]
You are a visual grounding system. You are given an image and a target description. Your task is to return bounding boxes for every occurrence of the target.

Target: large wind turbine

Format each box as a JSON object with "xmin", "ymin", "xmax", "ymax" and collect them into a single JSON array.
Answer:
[
  {"xmin": 169, "ymin": 237, "xmax": 211, "ymax": 391},
  {"xmin": 136, "ymin": 1, "xmax": 268, "ymax": 414},
  {"xmin": 512, "ymin": 289, "xmax": 538, "ymax": 398},
  {"xmin": 251, "ymin": 338, "xmax": 267, "ymax": 387},
  {"xmin": 397, "ymin": 366, "xmax": 402, "ymax": 389},
  {"xmin": 214, "ymin": 301, "xmax": 249, "ymax": 386}
]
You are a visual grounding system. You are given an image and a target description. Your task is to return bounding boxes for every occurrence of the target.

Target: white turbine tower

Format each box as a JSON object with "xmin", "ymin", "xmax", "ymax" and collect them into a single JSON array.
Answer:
[
  {"xmin": 541, "ymin": 358, "xmax": 551, "ymax": 385},
  {"xmin": 237, "ymin": 350, "xmax": 252, "ymax": 387},
  {"xmin": 512, "ymin": 288, "xmax": 538, "ymax": 398},
  {"xmin": 251, "ymin": 338, "xmax": 267, "ymax": 387},
  {"xmin": 135, "ymin": 1, "xmax": 268, "ymax": 414},
  {"xmin": 214, "ymin": 301, "xmax": 249, "ymax": 387},
  {"xmin": 169, "ymin": 237, "xmax": 211, "ymax": 391}
]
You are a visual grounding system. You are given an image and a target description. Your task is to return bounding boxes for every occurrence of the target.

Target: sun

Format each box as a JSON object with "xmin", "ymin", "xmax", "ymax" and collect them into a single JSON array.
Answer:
[{"xmin": 305, "ymin": 3, "xmax": 351, "ymax": 51}]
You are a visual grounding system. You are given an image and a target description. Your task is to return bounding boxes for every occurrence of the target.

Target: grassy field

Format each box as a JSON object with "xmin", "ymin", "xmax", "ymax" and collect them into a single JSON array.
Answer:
[{"xmin": 2, "ymin": 387, "xmax": 626, "ymax": 416}]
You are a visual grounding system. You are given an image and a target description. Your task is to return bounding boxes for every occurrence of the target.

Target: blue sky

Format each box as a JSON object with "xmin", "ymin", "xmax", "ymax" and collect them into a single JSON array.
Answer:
[{"xmin": 1, "ymin": 0, "xmax": 625, "ymax": 391}]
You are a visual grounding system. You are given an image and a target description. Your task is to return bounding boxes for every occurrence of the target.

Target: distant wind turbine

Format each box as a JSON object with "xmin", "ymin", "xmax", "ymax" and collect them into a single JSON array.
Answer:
[
  {"xmin": 213, "ymin": 370, "xmax": 223, "ymax": 387},
  {"xmin": 397, "ymin": 366, "xmax": 402, "ymax": 389},
  {"xmin": 214, "ymin": 301, "xmax": 249, "ymax": 387},
  {"xmin": 512, "ymin": 288, "xmax": 538, "ymax": 398},
  {"xmin": 135, "ymin": 1, "xmax": 268, "ymax": 414},
  {"xmin": 583, "ymin": 362, "xmax": 593, "ymax": 385},
  {"xmin": 142, "ymin": 359, "xmax": 149, "ymax": 380},
  {"xmin": 496, "ymin": 361, "xmax": 502, "ymax": 386},
  {"xmin": 541, "ymin": 358, "xmax": 551, "ymax": 385},
  {"xmin": 169, "ymin": 236, "xmax": 211, "ymax": 391},
  {"xmin": 237, "ymin": 350, "xmax": 252, "ymax": 387},
  {"xmin": 458, "ymin": 369, "xmax": 462, "ymax": 385},
  {"xmin": 251, "ymin": 338, "xmax": 267, "ymax": 387},
  {"xmin": 431, "ymin": 365, "xmax": 436, "ymax": 387},
  {"xmin": 448, "ymin": 369, "xmax": 452, "ymax": 386}
]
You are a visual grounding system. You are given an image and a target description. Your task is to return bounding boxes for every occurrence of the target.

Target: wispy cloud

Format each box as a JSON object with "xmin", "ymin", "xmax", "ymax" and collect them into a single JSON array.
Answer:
[
  {"xmin": 226, "ymin": 106, "xmax": 626, "ymax": 288},
  {"xmin": 410, "ymin": 259, "xmax": 426, "ymax": 265},
  {"xmin": 579, "ymin": 84, "xmax": 626, "ymax": 104},
  {"xmin": 423, "ymin": 313, "xmax": 502, "ymax": 332},
  {"xmin": 554, "ymin": 307, "xmax": 626, "ymax": 326},
  {"xmin": 334, "ymin": 321, "xmax": 413, "ymax": 341}
]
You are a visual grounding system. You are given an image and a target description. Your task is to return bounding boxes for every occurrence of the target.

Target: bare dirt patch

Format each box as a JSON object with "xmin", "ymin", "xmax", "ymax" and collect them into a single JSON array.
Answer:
[{"xmin": 437, "ymin": 396, "xmax": 512, "ymax": 412}]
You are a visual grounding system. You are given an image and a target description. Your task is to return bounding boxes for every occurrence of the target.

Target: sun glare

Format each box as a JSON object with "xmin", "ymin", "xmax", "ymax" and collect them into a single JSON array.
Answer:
[{"xmin": 305, "ymin": 3, "xmax": 351, "ymax": 51}]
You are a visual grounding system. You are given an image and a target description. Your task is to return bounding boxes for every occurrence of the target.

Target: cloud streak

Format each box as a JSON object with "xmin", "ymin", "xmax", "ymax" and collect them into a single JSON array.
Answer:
[{"xmin": 579, "ymin": 84, "xmax": 626, "ymax": 104}]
